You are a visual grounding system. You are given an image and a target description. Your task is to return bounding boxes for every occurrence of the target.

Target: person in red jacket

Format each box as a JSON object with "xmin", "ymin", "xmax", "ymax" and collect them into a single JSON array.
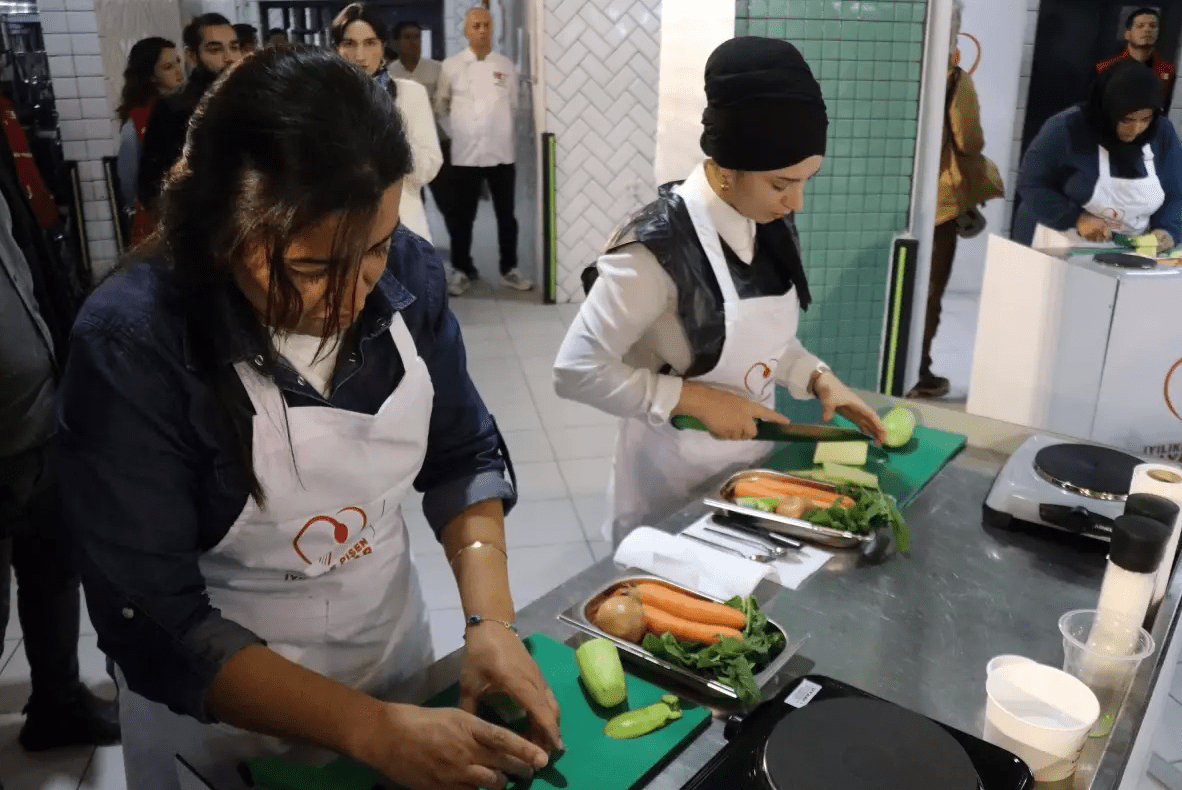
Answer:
[
  {"xmin": 1096, "ymin": 7, "xmax": 1175, "ymax": 110},
  {"xmin": 115, "ymin": 37, "xmax": 184, "ymax": 246}
]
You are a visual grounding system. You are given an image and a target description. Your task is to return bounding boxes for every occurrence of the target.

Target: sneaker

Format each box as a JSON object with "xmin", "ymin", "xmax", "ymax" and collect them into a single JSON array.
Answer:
[
  {"xmin": 906, "ymin": 374, "xmax": 950, "ymax": 399},
  {"xmin": 448, "ymin": 270, "xmax": 472, "ymax": 297},
  {"xmin": 501, "ymin": 269, "xmax": 535, "ymax": 291},
  {"xmin": 19, "ymin": 685, "xmax": 120, "ymax": 751}
]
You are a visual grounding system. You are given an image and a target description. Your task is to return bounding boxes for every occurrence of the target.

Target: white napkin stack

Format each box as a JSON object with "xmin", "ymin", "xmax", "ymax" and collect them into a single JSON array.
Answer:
[{"xmin": 612, "ymin": 516, "xmax": 833, "ymax": 600}]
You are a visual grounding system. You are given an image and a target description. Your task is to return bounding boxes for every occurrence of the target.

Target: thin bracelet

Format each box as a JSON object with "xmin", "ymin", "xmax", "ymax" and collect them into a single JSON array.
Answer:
[
  {"xmin": 447, "ymin": 540, "xmax": 508, "ymax": 569},
  {"xmin": 463, "ymin": 613, "xmax": 520, "ymax": 640}
]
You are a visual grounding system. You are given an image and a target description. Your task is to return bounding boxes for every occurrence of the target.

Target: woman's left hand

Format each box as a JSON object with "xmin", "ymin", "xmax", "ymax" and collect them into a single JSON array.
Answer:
[
  {"xmin": 813, "ymin": 371, "xmax": 887, "ymax": 445},
  {"xmin": 1151, "ymin": 228, "xmax": 1175, "ymax": 254},
  {"xmin": 459, "ymin": 621, "xmax": 564, "ymax": 757}
]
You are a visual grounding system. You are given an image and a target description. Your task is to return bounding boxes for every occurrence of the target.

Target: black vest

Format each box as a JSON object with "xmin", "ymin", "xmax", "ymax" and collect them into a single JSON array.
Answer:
[{"xmin": 583, "ymin": 182, "xmax": 811, "ymax": 377}]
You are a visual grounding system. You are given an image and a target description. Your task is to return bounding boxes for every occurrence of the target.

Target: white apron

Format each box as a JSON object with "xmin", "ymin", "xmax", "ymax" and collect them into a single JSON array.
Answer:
[
  {"xmin": 605, "ymin": 185, "xmax": 802, "ymax": 545},
  {"xmin": 1033, "ymin": 143, "xmax": 1165, "ymax": 248},
  {"xmin": 118, "ymin": 314, "xmax": 435, "ymax": 790}
]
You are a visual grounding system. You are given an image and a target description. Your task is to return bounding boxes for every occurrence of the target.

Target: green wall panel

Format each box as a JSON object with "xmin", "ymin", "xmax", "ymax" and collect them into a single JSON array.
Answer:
[{"xmin": 737, "ymin": 0, "xmax": 928, "ymax": 393}]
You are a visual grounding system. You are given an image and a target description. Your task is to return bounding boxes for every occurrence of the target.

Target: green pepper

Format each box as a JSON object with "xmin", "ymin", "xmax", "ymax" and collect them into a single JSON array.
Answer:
[{"xmin": 604, "ymin": 695, "xmax": 682, "ymax": 739}]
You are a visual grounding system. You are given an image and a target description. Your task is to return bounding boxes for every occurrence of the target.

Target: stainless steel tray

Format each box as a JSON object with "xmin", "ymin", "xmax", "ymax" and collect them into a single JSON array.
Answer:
[
  {"xmin": 556, "ymin": 574, "xmax": 808, "ymax": 703},
  {"xmin": 713, "ymin": 469, "xmax": 870, "ymax": 549}
]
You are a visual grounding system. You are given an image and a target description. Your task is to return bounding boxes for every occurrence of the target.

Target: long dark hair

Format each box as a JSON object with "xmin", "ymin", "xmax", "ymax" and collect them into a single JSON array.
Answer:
[
  {"xmin": 116, "ymin": 37, "xmax": 175, "ymax": 123},
  {"xmin": 330, "ymin": 3, "xmax": 390, "ymax": 53},
  {"xmin": 154, "ymin": 46, "xmax": 413, "ymax": 505}
]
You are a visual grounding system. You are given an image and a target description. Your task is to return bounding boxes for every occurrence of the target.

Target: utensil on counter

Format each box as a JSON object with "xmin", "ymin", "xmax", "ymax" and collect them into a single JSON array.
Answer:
[
  {"xmin": 671, "ymin": 415, "xmax": 866, "ymax": 442},
  {"xmin": 709, "ymin": 512, "xmax": 804, "ymax": 550},
  {"xmin": 702, "ymin": 524, "xmax": 788, "ymax": 558},
  {"xmin": 705, "ymin": 491, "xmax": 869, "ymax": 549},
  {"xmin": 683, "ymin": 532, "xmax": 777, "ymax": 563}
]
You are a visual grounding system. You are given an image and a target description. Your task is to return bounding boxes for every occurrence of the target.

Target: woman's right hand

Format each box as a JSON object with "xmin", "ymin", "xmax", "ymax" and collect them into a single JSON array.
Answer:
[
  {"xmin": 1076, "ymin": 212, "xmax": 1112, "ymax": 242},
  {"xmin": 673, "ymin": 380, "xmax": 789, "ymax": 440},
  {"xmin": 362, "ymin": 703, "xmax": 549, "ymax": 790}
]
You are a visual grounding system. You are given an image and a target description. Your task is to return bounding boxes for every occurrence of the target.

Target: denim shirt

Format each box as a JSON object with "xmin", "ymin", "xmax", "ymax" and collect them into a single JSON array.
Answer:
[{"xmin": 57, "ymin": 227, "xmax": 515, "ymax": 721}]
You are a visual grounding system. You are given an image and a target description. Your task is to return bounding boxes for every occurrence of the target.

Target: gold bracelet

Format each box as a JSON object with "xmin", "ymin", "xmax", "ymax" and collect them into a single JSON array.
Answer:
[{"xmin": 447, "ymin": 540, "xmax": 508, "ymax": 568}]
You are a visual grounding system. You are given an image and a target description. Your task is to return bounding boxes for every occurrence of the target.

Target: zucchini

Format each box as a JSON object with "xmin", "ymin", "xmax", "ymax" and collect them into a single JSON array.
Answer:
[
  {"xmin": 576, "ymin": 638, "xmax": 627, "ymax": 707},
  {"xmin": 604, "ymin": 695, "xmax": 682, "ymax": 739},
  {"xmin": 735, "ymin": 496, "xmax": 779, "ymax": 512},
  {"xmin": 813, "ymin": 441, "xmax": 869, "ymax": 466},
  {"xmin": 820, "ymin": 462, "xmax": 880, "ymax": 489}
]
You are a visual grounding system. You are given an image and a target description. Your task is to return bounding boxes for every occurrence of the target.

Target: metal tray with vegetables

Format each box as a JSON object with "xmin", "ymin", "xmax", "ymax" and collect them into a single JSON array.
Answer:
[
  {"xmin": 557, "ymin": 575, "xmax": 807, "ymax": 706},
  {"xmin": 714, "ymin": 468, "xmax": 910, "ymax": 551}
]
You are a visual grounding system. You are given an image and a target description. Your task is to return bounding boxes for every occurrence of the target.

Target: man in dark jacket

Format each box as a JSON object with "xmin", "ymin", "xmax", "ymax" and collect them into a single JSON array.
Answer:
[
  {"xmin": 137, "ymin": 13, "xmax": 241, "ymax": 211},
  {"xmin": 0, "ymin": 118, "xmax": 118, "ymax": 779}
]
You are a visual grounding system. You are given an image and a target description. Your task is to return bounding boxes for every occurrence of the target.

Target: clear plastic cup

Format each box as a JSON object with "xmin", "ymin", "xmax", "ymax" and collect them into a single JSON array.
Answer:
[{"xmin": 1059, "ymin": 609, "xmax": 1155, "ymax": 738}]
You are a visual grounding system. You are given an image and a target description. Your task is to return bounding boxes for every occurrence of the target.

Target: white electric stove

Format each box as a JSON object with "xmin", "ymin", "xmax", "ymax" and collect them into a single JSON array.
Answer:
[{"xmin": 983, "ymin": 434, "xmax": 1155, "ymax": 541}]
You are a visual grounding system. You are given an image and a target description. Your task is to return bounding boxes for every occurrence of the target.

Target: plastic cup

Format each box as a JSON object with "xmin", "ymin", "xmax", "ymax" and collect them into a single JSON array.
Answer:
[
  {"xmin": 986, "ymin": 654, "xmax": 1035, "ymax": 677},
  {"xmin": 1059, "ymin": 609, "xmax": 1155, "ymax": 738},
  {"xmin": 983, "ymin": 661, "xmax": 1100, "ymax": 781}
]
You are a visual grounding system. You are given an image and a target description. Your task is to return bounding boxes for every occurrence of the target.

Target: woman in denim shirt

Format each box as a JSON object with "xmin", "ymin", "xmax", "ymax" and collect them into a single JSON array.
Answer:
[{"xmin": 58, "ymin": 47, "xmax": 559, "ymax": 790}]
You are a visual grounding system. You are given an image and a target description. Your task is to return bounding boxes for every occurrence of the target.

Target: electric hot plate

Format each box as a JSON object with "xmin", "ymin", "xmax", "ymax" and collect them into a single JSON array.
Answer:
[{"xmin": 680, "ymin": 675, "xmax": 1033, "ymax": 790}]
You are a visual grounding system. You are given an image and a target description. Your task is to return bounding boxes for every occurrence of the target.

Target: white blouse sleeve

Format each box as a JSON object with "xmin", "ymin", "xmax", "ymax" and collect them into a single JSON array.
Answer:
[
  {"xmin": 553, "ymin": 243, "xmax": 685, "ymax": 422},
  {"xmin": 394, "ymin": 80, "xmax": 442, "ymax": 190},
  {"xmin": 775, "ymin": 331, "xmax": 824, "ymax": 400}
]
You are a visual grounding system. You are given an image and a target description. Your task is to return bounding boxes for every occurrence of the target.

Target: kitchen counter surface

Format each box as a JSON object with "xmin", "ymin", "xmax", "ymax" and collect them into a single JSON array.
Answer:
[{"xmin": 416, "ymin": 400, "xmax": 1182, "ymax": 790}]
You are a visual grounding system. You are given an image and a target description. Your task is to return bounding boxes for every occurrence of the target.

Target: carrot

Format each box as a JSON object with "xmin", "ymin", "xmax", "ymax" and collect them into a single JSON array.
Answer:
[
  {"xmin": 643, "ymin": 604, "xmax": 743, "ymax": 645},
  {"xmin": 733, "ymin": 479, "xmax": 854, "ymax": 509},
  {"xmin": 633, "ymin": 582, "xmax": 748, "ymax": 629}
]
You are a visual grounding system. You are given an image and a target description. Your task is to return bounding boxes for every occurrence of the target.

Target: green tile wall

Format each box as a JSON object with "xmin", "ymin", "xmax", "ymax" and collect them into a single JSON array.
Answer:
[{"xmin": 735, "ymin": 0, "xmax": 927, "ymax": 392}]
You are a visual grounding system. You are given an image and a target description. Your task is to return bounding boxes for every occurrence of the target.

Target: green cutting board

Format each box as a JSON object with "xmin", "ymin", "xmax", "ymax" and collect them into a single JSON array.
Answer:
[
  {"xmin": 765, "ymin": 415, "xmax": 966, "ymax": 507},
  {"xmin": 245, "ymin": 633, "xmax": 711, "ymax": 790}
]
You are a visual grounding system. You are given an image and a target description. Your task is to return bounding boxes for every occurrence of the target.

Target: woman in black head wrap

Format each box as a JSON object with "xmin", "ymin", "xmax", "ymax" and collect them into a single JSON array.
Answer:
[
  {"xmin": 555, "ymin": 37, "xmax": 886, "ymax": 546},
  {"xmin": 1015, "ymin": 58, "xmax": 1182, "ymax": 250}
]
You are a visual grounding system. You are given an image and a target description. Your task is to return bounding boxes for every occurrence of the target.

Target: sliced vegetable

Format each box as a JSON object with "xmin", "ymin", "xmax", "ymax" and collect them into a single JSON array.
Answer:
[
  {"xmin": 881, "ymin": 406, "xmax": 917, "ymax": 449},
  {"xmin": 604, "ymin": 695, "xmax": 682, "ymax": 739},
  {"xmin": 774, "ymin": 494, "xmax": 809, "ymax": 518},
  {"xmin": 632, "ymin": 582, "xmax": 747, "ymax": 629},
  {"xmin": 592, "ymin": 591, "xmax": 646, "ymax": 642},
  {"xmin": 642, "ymin": 603, "xmax": 743, "ymax": 645},
  {"xmin": 813, "ymin": 441, "xmax": 869, "ymax": 467},
  {"xmin": 480, "ymin": 691, "xmax": 529, "ymax": 729},
  {"xmin": 736, "ymin": 496, "xmax": 779, "ymax": 512},
  {"xmin": 820, "ymin": 462, "xmax": 880, "ymax": 489},
  {"xmin": 576, "ymin": 638, "xmax": 627, "ymax": 707}
]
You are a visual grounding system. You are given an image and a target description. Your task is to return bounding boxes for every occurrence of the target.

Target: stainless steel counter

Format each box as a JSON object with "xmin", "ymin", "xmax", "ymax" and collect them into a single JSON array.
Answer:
[{"xmin": 418, "ymin": 415, "xmax": 1182, "ymax": 790}]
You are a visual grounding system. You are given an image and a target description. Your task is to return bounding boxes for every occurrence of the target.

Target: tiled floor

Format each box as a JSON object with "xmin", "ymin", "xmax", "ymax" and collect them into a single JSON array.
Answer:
[{"xmin": 2, "ymin": 228, "xmax": 1179, "ymax": 788}]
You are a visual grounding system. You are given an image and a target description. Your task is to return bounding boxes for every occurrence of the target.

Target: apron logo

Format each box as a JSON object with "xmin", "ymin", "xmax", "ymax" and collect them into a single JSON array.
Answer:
[
  {"xmin": 292, "ymin": 506, "xmax": 374, "ymax": 567},
  {"xmin": 1096, "ymin": 206, "xmax": 1126, "ymax": 230},
  {"xmin": 744, "ymin": 362, "xmax": 774, "ymax": 399}
]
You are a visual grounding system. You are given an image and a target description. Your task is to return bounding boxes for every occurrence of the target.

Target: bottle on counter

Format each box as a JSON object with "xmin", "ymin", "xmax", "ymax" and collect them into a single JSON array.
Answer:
[
  {"xmin": 1123, "ymin": 492, "xmax": 1181, "ymax": 629},
  {"xmin": 1091, "ymin": 513, "xmax": 1171, "ymax": 654}
]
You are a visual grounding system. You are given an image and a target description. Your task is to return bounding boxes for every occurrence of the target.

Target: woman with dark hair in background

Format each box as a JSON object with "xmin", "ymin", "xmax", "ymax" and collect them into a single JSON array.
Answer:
[
  {"xmin": 115, "ymin": 36, "xmax": 183, "ymax": 246},
  {"xmin": 58, "ymin": 46, "xmax": 559, "ymax": 790},
  {"xmin": 332, "ymin": 2, "xmax": 442, "ymax": 243}
]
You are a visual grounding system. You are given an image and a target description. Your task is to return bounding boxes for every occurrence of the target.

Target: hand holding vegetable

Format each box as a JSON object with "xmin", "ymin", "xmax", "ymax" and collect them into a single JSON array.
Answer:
[
  {"xmin": 1077, "ymin": 212, "xmax": 1112, "ymax": 242},
  {"xmin": 1152, "ymin": 228, "xmax": 1175, "ymax": 254},
  {"xmin": 673, "ymin": 381, "xmax": 790, "ymax": 441},
  {"xmin": 812, "ymin": 371, "xmax": 886, "ymax": 445}
]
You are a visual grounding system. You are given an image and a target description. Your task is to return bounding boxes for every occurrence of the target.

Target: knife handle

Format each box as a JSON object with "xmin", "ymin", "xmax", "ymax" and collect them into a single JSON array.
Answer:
[{"xmin": 670, "ymin": 415, "xmax": 707, "ymax": 431}]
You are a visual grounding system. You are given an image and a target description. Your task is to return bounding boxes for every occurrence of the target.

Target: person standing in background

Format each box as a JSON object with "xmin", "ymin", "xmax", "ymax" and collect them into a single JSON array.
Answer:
[
  {"xmin": 138, "ymin": 14, "xmax": 241, "ymax": 213},
  {"xmin": 908, "ymin": 0, "xmax": 1003, "ymax": 399},
  {"xmin": 389, "ymin": 20, "xmax": 441, "ymax": 102},
  {"xmin": 1097, "ymin": 7, "xmax": 1175, "ymax": 111},
  {"xmin": 266, "ymin": 28, "xmax": 289, "ymax": 47},
  {"xmin": 436, "ymin": 6, "xmax": 533, "ymax": 296},
  {"xmin": 333, "ymin": 3, "xmax": 441, "ymax": 242},
  {"xmin": 234, "ymin": 23, "xmax": 259, "ymax": 55},
  {"xmin": 115, "ymin": 37, "xmax": 184, "ymax": 247}
]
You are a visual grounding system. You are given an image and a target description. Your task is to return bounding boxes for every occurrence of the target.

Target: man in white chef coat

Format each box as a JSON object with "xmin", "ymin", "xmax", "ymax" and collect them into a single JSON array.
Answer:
[
  {"xmin": 389, "ymin": 21, "xmax": 441, "ymax": 104},
  {"xmin": 436, "ymin": 6, "xmax": 533, "ymax": 296}
]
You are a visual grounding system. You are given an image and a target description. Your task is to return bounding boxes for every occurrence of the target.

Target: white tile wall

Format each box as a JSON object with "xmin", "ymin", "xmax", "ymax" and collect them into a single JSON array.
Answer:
[
  {"xmin": 543, "ymin": 0, "xmax": 661, "ymax": 302},
  {"xmin": 1001, "ymin": 0, "xmax": 1040, "ymax": 236}
]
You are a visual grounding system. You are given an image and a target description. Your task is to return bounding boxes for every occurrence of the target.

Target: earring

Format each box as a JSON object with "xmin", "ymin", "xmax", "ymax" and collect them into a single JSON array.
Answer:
[{"xmin": 721, "ymin": 179, "xmax": 731, "ymax": 191}]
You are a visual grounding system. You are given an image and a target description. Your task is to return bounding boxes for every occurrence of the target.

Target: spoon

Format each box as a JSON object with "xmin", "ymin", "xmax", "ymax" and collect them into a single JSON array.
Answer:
[
  {"xmin": 702, "ymin": 525, "xmax": 787, "ymax": 558},
  {"xmin": 682, "ymin": 533, "xmax": 776, "ymax": 563}
]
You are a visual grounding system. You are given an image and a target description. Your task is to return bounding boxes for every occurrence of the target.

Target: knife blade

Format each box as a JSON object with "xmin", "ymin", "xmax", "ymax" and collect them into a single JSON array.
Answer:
[{"xmin": 670, "ymin": 415, "xmax": 866, "ymax": 442}]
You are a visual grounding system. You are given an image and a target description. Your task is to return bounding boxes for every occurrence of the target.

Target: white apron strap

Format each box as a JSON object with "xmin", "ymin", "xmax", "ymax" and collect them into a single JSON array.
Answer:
[{"xmin": 680, "ymin": 187, "xmax": 741, "ymax": 304}]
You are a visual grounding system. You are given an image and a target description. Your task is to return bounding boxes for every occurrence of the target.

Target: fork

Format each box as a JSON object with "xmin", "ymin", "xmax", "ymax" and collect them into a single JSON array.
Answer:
[
  {"xmin": 701, "ymin": 525, "xmax": 787, "ymax": 559},
  {"xmin": 682, "ymin": 533, "xmax": 777, "ymax": 563}
]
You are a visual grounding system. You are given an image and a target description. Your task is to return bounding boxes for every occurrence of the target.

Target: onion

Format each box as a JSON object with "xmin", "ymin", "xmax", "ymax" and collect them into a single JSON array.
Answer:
[
  {"xmin": 593, "ymin": 592, "xmax": 646, "ymax": 642},
  {"xmin": 775, "ymin": 494, "xmax": 811, "ymax": 518}
]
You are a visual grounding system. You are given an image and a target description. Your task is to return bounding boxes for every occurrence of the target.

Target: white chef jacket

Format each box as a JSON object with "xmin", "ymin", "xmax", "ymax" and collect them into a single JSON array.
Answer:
[
  {"xmin": 392, "ymin": 78, "xmax": 442, "ymax": 242},
  {"xmin": 435, "ymin": 48, "xmax": 517, "ymax": 167},
  {"xmin": 388, "ymin": 57, "xmax": 442, "ymax": 106},
  {"xmin": 553, "ymin": 166, "xmax": 825, "ymax": 422}
]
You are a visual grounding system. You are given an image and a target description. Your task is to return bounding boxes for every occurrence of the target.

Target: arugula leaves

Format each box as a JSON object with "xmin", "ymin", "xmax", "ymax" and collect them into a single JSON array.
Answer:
[
  {"xmin": 801, "ymin": 483, "xmax": 911, "ymax": 552},
  {"xmin": 640, "ymin": 595, "xmax": 786, "ymax": 705}
]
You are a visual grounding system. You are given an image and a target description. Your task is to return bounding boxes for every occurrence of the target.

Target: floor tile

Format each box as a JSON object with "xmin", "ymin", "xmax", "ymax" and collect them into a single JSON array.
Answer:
[
  {"xmin": 509, "ymin": 332, "xmax": 566, "ymax": 361},
  {"xmin": 536, "ymin": 395, "xmax": 619, "ymax": 431},
  {"xmin": 511, "ymin": 461, "xmax": 570, "ymax": 501},
  {"xmin": 501, "ymin": 429, "xmax": 555, "ymax": 463},
  {"xmin": 485, "ymin": 396, "xmax": 544, "ymax": 432},
  {"xmin": 929, "ymin": 292, "xmax": 979, "ymax": 402},
  {"xmin": 507, "ymin": 543, "xmax": 595, "ymax": 609},
  {"xmin": 547, "ymin": 425, "xmax": 619, "ymax": 460},
  {"xmin": 428, "ymin": 608, "xmax": 466, "ymax": 661},
  {"xmin": 503, "ymin": 498, "xmax": 585, "ymax": 547},
  {"xmin": 572, "ymin": 494, "xmax": 608, "ymax": 542},
  {"xmin": 404, "ymin": 504, "xmax": 443, "ymax": 556},
  {"xmin": 518, "ymin": 354, "xmax": 557, "ymax": 390},
  {"xmin": 558, "ymin": 457, "xmax": 614, "ymax": 497},
  {"xmin": 588, "ymin": 541, "xmax": 612, "ymax": 562},
  {"xmin": 449, "ymin": 298, "xmax": 507, "ymax": 328},
  {"xmin": 1153, "ymin": 696, "xmax": 1182, "ymax": 763},
  {"xmin": 462, "ymin": 334, "xmax": 520, "ymax": 363},
  {"xmin": 415, "ymin": 553, "xmax": 462, "ymax": 610},
  {"xmin": 503, "ymin": 318, "xmax": 569, "ymax": 344},
  {"xmin": 79, "ymin": 744, "xmax": 128, "ymax": 790},
  {"xmin": 0, "ymin": 717, "xmax": 92, "ymax": 790},
  {"xmin": 556, "ymin": 303, "xmax": 583, "ymax": 327}
]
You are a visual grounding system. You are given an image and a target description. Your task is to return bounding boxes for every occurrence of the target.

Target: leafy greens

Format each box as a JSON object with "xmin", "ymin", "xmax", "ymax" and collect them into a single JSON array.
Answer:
[
  {"xmin": 641, "ymin": 595, "xmax": 785, "ymax": 705},
  {"xmin": 800, "ymin": 483, "xmax": 910, "ymax": 552}
]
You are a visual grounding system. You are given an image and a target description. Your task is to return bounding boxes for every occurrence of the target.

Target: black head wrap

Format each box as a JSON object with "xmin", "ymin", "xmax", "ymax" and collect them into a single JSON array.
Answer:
[
  {"xmin": 700, "ymin": 37, "xmax": 828, "ymax": 171},
  {"xmin": 1083, "ymin": 58, "xmax": 1162, "ymax": 173}
]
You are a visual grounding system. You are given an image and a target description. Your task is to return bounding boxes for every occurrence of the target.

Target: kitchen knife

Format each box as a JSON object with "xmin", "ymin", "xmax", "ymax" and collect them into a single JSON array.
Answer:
[{"xmin": 671, "ymin": 415, "xmax": 866, "ymax": 442}]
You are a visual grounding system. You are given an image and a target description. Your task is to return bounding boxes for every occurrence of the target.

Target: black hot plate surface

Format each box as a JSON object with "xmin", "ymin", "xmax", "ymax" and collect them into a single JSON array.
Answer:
[
  {"xmin": 680, "ymin": 675, "xmax": 1034, "ymax": 790},
  {"xmin": 1033, "ymin": 443, "xmax": 1141, "ymax": 500}
]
